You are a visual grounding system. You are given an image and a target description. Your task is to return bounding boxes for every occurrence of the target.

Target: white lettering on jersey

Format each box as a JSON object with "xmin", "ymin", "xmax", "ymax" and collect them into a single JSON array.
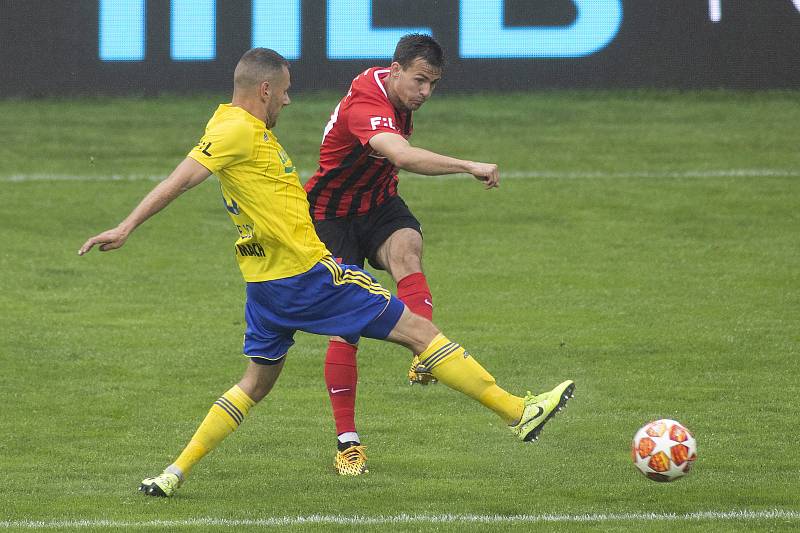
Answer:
[{"xmin": 369, "ymin": 116, "xmax": 395, "ymax": 130}]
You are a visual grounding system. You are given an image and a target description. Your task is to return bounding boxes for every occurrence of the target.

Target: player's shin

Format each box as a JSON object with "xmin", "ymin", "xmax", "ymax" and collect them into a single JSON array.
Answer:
[
  {"xmin": 170, "ymin": 384, "xmax": 255, "ymax": 478},
  {"xmin": 417, "ymin": 334, "xmax": 524, "ymax": 424},
  {"xmin": 397, "ymin": 272, "xmax": 433, "ymax": 320}
]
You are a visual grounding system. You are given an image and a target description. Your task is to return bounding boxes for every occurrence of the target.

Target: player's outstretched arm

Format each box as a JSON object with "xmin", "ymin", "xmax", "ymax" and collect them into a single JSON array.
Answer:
[
  {"xmin": 369, "ymin": 132, "xmax": 499, "ymax": 189},
  {"xmin": 78, "ymin": 157, "xmax": 212, "ymax": 255}
]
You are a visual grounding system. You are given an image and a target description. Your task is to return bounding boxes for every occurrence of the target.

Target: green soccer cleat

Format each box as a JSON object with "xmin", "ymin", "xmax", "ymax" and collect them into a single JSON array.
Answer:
[
  {"xmin": 510, "ymin": 380, "xmax": 575, "ymax": 442},
  {"xmin": 139, "ymin": 471, "xmax": 182, "ymax": 497}
]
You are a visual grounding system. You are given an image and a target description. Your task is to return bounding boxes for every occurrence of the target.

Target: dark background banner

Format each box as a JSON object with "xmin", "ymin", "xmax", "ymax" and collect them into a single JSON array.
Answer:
[{"xmin": 1, "ymin": 0, "xmax": 798, "ymax": 96}]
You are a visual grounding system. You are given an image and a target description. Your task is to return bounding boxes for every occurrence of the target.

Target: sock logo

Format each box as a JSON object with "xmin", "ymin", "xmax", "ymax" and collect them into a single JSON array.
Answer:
[{"xmin": 329, "ymin": 387, "xmax": 351, "ymax": 394}]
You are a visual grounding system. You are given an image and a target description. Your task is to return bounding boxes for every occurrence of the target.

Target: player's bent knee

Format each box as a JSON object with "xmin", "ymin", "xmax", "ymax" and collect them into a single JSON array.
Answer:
[
  {"xmin": 399, "ymin": 253, "xmax": 423, "ymax": 274},
  {"xmin": 394, "ymin": 232, "xmax": 423, "ymax": 259},
  {"xmin": 239, "ymin": 359, "xmax": 284, "ymax": 402},
  {"xmin": 382, "ymin": 229, "xmax": 423, "ymax": 275},
  {"xmin": 385, "ymin": 307, "xmax": 440, "ymax": 353}
]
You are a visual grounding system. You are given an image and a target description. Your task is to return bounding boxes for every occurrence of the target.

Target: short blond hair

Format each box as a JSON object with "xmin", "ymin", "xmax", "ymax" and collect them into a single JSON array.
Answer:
[{"xmin": 233, "ymin": 48, "xmax": 289, "ymax": 89}]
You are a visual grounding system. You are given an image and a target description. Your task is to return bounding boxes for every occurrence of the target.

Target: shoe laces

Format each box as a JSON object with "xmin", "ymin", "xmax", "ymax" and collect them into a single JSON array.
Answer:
[
  {"xmin": 157, "ymin": 472, "xmax": 179, "ymax": 488},
  {"xmin": 414, "ymin": 363, "xmax": 431, "ymax": 374},
  {"xmin": 339, "ymin": 444, "xmax": 367, "ymax": 464},
  {"xmin": 409, "ymin": 356, "xmax": 437, "ymax": 384},
  {"xmin": 336, "ymin": 445, "xmax": 368, "ymax": 475}
]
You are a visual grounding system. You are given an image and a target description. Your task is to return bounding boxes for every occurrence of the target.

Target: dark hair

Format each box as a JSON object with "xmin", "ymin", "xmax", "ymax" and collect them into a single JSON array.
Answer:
[
  {"xmin": 234, "ymin": 48, "xmax": 289, "ymax": 88},
  {"xmin": 392, "ymin": 33, "xmax": 443, "ymax": 70}
]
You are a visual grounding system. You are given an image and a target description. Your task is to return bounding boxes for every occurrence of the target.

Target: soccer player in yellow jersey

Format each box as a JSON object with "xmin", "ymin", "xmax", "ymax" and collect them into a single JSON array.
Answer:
[{"xmin": 79, "ymin": 48, "xmax": 574, "ymax": 496}]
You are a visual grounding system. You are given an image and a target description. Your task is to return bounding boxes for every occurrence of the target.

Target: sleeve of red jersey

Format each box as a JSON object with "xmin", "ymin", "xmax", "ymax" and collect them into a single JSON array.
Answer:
[{"xmin": 347, "ymin": 96, "xmax": 402, "ymax": 146}]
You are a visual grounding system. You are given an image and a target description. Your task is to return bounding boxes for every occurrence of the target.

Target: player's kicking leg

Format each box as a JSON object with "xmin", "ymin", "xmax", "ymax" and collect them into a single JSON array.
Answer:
[
  {"xmin": 140, "ymin": 359, "xmax": 284, "ymax": 497},
  {"xmin": 384, "ymin": 308, "xmax": 575, "ymax": 442}
]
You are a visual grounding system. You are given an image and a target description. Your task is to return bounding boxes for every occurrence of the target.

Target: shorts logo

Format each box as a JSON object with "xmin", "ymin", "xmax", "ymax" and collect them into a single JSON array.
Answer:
[{"xmin": 223, "ymin": 196, "xmax": 240, "ymax": 215}]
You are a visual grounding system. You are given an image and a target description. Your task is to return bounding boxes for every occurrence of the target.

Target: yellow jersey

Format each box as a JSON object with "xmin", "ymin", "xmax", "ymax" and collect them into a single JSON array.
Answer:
[{"xmin": 188, "ymin": 104, "xmax": 329, "ymax": 282}]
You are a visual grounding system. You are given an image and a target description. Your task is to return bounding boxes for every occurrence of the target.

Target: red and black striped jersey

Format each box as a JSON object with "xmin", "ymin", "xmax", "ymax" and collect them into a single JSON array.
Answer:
[{"xmin": 305, "ymin": 67, "xmax": 413, "ymax": 220}]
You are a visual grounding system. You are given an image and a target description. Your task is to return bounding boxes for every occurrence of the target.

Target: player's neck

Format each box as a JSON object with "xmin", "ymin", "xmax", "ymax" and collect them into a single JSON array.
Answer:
[{"xmin": 231, "ymin": 96, "xmax": 267, "ymax": 126}]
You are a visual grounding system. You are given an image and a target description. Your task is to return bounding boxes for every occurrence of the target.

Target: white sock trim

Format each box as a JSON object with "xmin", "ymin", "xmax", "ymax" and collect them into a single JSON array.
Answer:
[
  {"xmin": 166, "ymin": 464, "xmax": 185, "ymax": 481},
  {"xmin": 337, "ymin": 432, "xmax": 360, "ymax": 444}
]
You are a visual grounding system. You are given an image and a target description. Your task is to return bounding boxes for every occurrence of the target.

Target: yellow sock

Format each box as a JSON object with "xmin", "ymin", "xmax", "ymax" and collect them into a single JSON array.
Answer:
[
  {"xmin": 171, "ymin": 385, "xmax": 255, "ymax": 477},
  {"xmin": 418, "ymin": 334, "xmax": 524, "ymax": 424}
]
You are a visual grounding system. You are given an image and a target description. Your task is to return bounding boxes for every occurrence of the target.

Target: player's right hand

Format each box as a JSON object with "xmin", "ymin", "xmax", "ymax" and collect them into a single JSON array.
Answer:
[{"xmin": 78, "ymin": 227, "xmax": 129, "ymax": 255}]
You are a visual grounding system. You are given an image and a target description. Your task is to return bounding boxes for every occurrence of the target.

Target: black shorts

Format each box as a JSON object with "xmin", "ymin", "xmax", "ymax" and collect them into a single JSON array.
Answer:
[{"xmin": 313, "ymin": 196, "xmax": 422, "ymax": 270}]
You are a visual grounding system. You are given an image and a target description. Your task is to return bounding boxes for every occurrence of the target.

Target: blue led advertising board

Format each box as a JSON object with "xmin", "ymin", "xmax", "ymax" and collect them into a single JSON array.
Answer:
[{"xmin": 1, "ymin": 0, "xmax": 798, "ymax": 96}]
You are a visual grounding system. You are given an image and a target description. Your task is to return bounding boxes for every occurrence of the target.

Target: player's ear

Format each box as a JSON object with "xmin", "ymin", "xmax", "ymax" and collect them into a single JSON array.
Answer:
[
  {"xmin": 259, "ymin": 80, "xmax": 271, "ymax": 100},
  {"xmin": 390, "ymin": 62, "xmax": 402, "ymax": 79}
]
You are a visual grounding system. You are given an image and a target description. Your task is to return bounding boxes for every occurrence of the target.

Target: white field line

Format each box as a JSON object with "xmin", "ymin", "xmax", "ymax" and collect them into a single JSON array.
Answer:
[
  {"xmin": 1, "ymin": 168, "xmax": 799, "ymax": 182},
  {"xmin": 411, "ymin": 168, "xmax": 800, "ymax": 179},
  {"xmin": 1, "ymin": 510, "xmax": 799, "ymax": 529}
]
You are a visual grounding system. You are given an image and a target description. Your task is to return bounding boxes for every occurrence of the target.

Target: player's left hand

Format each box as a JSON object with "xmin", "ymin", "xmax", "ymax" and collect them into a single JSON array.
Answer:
[{"xmin": 467, "ymin": 161, "xmax": 500, "ymax": 189}]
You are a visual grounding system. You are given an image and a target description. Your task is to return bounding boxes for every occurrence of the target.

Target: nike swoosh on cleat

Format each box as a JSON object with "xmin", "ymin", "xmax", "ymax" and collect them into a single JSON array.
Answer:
[
  {"xmin": 329, "ymin": 387, "xmax": 351, "ymax": 394},
  {"xmin": 528, "ymin": 406, "xmax": 544, "ymax": 421}
]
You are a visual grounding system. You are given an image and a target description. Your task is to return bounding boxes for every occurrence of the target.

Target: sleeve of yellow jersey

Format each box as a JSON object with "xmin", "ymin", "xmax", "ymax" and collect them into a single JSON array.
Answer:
[{"xmin": 187, "ymin": 118, "xmax": 252, "ymax": 174}]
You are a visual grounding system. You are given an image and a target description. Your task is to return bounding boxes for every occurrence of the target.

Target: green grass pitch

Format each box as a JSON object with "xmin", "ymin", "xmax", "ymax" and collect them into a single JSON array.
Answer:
[{"xmin": 1, "ymin": 91, "xmax": 799, "ymax": 531}]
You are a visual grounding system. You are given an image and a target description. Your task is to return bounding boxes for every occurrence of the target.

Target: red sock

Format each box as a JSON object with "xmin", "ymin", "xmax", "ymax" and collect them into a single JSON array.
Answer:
[
  {"xmin": 324, "ymin": 340, "xmax": 358, "ymax": 435},
  {"xmin": 397, "ymin": 272, "xmax": 433, "ymax": 320}
]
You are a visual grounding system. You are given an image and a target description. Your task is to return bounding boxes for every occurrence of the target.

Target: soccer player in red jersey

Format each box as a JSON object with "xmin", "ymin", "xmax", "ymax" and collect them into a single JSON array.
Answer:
[{"xmin": 304, "ymin": 34, "xmax": 501, "ymax": 475}]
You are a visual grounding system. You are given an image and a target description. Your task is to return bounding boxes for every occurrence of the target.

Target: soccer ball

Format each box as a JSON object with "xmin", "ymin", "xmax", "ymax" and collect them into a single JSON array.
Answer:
[{"xmin": 632, "ymin": 419, "xmax": 697, "ymax": 482}]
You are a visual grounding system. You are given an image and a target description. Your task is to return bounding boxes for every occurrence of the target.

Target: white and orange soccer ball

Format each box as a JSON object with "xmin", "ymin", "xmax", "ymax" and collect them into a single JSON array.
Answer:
[{"xmin": 632, "ymin": 419, "xmax": 697, "ymax": 482}]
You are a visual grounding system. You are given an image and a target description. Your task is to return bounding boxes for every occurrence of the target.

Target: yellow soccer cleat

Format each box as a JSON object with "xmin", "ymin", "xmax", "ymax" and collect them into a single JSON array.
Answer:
[
  {"xmin": 139, "ymin": 470, "xmax": 182, "ymax": 497},
  {"xmin": 407, "ymin": 354, "xmax": 438, "ymax": 385},
  {"xmin": 510, "ymin": 380, "xmax": 575, "ymax": 442},
  {"xmin": 334, "ymin": 444, "xmax": 369, "ymax": 476}
]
